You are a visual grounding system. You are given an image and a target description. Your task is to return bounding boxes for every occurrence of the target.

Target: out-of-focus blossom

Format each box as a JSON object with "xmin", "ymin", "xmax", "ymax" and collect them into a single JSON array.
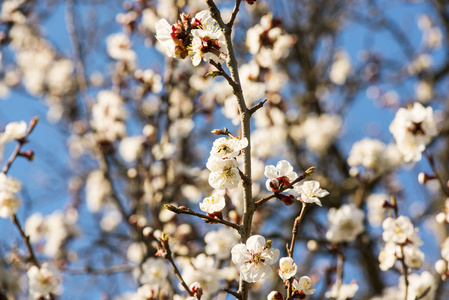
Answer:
[
  {"xmin": 0, "ymin": 173, "xmax": 22, "ymax": 218},
  {"xmin": 329, "ymin": 50, "xmax": 351, "ymax": 85},
  {"xmin": 119, "ymin": 136, "xmax": 144, "ymax": 163},
  {"xmin": 382, "ymin": 216, "xmax": 422, "ymax": 245},
  {"xmin": 325, "ymin": 282, "xmax": 358, "ymax": 300},
  {"xmin": 292, "ymin": 114, "xmax": 342, "ymax": 153},
  {"xmin": 326, "ymin": 204, "xmax": 364, "ymax": 243},
  {"xmin": 27, "ymin": 262, "xmax": 62, "ymax": 299},
  {"xmin": 0, "ymin": 121, "xmax": 27, "ymax": 143},
  {"xmin": 106, "ymin": 33, "xmax": 136, "ymax": 62},
  {"xmin": 204, "ymin": 227, "xmax": 239, "ymax": 259},
  {"xmin": 389, "ymin": 102, "xmax": 437, "ymax": 162}
]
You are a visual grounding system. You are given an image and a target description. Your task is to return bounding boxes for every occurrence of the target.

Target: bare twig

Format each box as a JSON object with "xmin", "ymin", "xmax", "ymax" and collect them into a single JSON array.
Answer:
[
  {"xmin": 65, "ymin": 265, "xmax": 134, "ymax": 275},
  {"xmin": 11, "ymin": 214, "xmax": 40, "ymax": 267},
  {"xmin": 159, "ymin": 235, "xmax": 194, "ymax": 297},
  {"xmin": 164, "ymin": 204, "xmax": 240, "ymax": 231},
  {"xmin": 248, "ymin": 99, "xmax": 267, "ymax": 116},
  {"xmin": 424, "ymin": 151, "xmax": 449, "ymax": 197},
  {"xmin": 286, "ymin": 202, "xmax": 309, "ymax": 300},
  {"xmin": 227, "ymin": 0, "xmax": 242, "ymax": 27}
]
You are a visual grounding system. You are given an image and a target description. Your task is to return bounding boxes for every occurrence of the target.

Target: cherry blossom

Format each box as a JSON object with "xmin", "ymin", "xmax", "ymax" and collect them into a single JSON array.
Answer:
[
  {"xmin": 264, "ymin": 160, "xmax": 298, "ymax": 192},
  {"xmin": 294, "ymin": 180, "xmax": 329, "ymax": 206},
  {"xmin": 231, "ymin": 235, "xmax": 280, "ymax": 283}
]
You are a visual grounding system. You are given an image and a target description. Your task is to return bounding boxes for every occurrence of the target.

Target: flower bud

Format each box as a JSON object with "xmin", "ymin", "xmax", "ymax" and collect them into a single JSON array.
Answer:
[
  {"xmin": 211, "ymin": 128, "xmax": 227, "ymax": 135},
  {"xmin": 276, "ymin": 194, "xmax": 295, "ymax": 206},
  {"xmin": 436, "ymin": 212, "xmax": 447, "ymax": 224},
  {"xmin": 245, "ymin": 0, "xmax": 258, "ymax": 4},
  {"xmin": 267, "ymin": 291, "xmax": 284, "ymax": 300},
  {"xmin": 435, "ymin": 259, "xmax": 447, "ymax": 275},
  {"xmin": 418, "ymin": 172, "xmax": 437, "ymax": 184},
  {"xmin": 307, "ymin": 240, "xmax": 319, "ymax": 252},
  {"xmin": 190, "ymin": 282, "xmax": 203, "ymax": 298}
]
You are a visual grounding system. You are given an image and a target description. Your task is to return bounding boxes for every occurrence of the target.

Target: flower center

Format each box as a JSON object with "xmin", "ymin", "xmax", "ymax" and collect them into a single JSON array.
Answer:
[{"xmin": 222, "ymin": 167, "xmax": 234, "ymax": 179}]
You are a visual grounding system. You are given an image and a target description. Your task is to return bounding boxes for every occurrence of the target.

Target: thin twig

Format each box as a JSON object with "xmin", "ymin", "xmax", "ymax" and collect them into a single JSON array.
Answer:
[
  {"xmin": 65, "ymin": 265, "xmax": 134, "ymax": 275},
  {"xmin": 227, "ymin": 0, "xmax": 242, "ymax": 27},
  {"xmin": 400, "ymin": 245, "xmax": 409, "ymax": 300},
  {"xmin": 159, "ymin": 236, "xmax": 194, "ymax": 297},
  {"xmin": 286, "ymin": 202, "xmax": 309, "ymax": 300},
  {"xmin": 223, "ymin": 288, "xmax": 242, "ymax": 300},
  {"xmin": 2, "ymin": 117, "xmax": 39, "ymax": 174},
  {"xmin": 11, "ymin": 214, "xmax": 40, "ymax": 267},
  {"xmin": 164, "ymin": 204, "xmax": 240, "ymax": 231},
  {"xmin": 424, "ymin": 151, "xmax": 449, "ymax": 197},
  {"xmin": 248, "ymin": 99, "xmax": 267, "ymax": 116}
]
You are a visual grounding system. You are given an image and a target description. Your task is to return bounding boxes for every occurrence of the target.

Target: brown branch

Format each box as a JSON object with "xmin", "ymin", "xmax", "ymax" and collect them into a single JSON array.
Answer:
[
  {"xmin": 11, "ymin": 214, "xmax": 40, "ymax": 267},
  {"xmin": 159, "ymin": 236, "xmax": 194, "ymax": 297},
  {"xmin": 227, "ymin": 0, "xmax": 242, "ymax": 27},
  {"xmin": 164, "ymin": 204, "xmax": 240, "ymax": 231},
  {"xmin": 210, "ymin": 60, "xmax": 238, "ymax": 89},
  {"xmin": 400, "ymin": 245, "xmax": 409, "ymax": 300},
  {"xmin": 2, "ymin": 116, "xmax": 39, "ymax": 174},
  {"xmin": 223, "ymin": 288, "xmax": 242, "ymax": 299},
  {"xmin": 65, "ymin": 265, "xmax": 134, "ymax": 275},
  {"xmin": 248, "ymin": 99, "xmax": 267, "ymax": 116},
  {"xmin": 285, "ymin": 202, "xmax": 309, "ymax": 300},
  {"xmin": 254, "ymin": 166, "xmax": 316, "ymax": 209},
  {"xmin": 424, "ymin": 151, "xmax": 449, "ymax": 197}
]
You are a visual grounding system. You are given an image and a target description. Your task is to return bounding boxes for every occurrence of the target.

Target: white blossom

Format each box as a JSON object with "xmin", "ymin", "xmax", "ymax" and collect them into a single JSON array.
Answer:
[
  {"xmin": 329, "ymin": 50, "xmax": 351, "ymax": 85},
  {"xmin": 106, "ymin": 33, "xmax": 136, "ymax": 62},
  {"xmin": 403, "ymin": 244, "xmax": 424, "ymax": 269},
  {"xmin": 204, "ymin": 227, "xmax": 239, "ymax": 259},
  {"xmin": 206, "ymin": 158, "xmax": 240, "ymax": 190},
  {"xmin": 278, "ymin": 257, "xmax": 297, "ymax": 280},
  {"xmin": 190, "ymin": 13, "xmax": 227, "ymax": 66},
  {"xmin": 292, "ymin": 276, "xmax": 316, "ymax": 296},
  {"xmin": 140, "ymin": 258, "xmax": 168, "ymax": 286},
  {"xmin": 0, "ymin": 173, "xmax": 22, "ymax": 218},
  {"xmin": 326, "ymin": 204, "xmax": 364, "ymax": 243},
  {"xmin": 199, "ymin": 193, "xmax": 226, "ymax": 214},
  {"xmin": 0, "ymin": 191, "xmax": 21, "ymax": 218},
  {"xmin": 347, "ymin": 138, "xmax": 386, "ymax": 169},
  {"xmin": 155, "ymin": 18, "xmax": 180, "ymax": 59},
  {"xmin": 366, "ymin": 193, "xmax": 388, "ymax": 227},
  {"xmin": 389, "ymin": 102, "xmax": 437, "ymax": 162},
  {"xmin": 0, "ymin": 121, "xmax": 27, "ymax": 143},
  {"xmin": 119, "ymin": 136, "xmax": 144, "ymax": 162},
  {"xmin": 264, "ymin": 160, "xmax": 298, "ymax": 192},
  {"xmin": 231, "ymin": 235, "xmax": 280, "ymax": 283},
  {"xmin": 27, "ymin": 262, "xmax": 62, "ymax": 299},
  {"xmin": 293, "ymin": 114, "xmax": 342, "ymax": 153},
  {"xmin": 181, "ymin": 254, "xmax": 220, "ymax": 300},
  {"xmin": 294, "ymin": 180, "xmax": 329, "ymax": 206},
  {"xmin": 210, "ymin": 137, "xmax": 248, "ymax": 160},
  {"xmin": 378, "ymin": 242, "xmax": 399, "ymax": 271},
  {"xmin": 382, "ymin": 216, "xmax": 422, "ymax": 245},
  {"xmin": 441, "ymin": 236, "xmax": 449, "ymax": 261},
  {"xmin": 325, "ymin": 282, "xmax": 358, "ymax": 300},
  {"xmin": 399, "ymin": 271, "xmax": 435, "ymax": 300}
]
